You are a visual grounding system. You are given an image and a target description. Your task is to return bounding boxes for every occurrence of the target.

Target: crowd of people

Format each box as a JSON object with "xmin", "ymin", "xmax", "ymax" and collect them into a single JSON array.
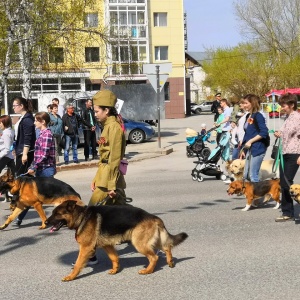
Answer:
[
  {"xmin": 210, "ymin": 92, "xmax": 300, "ymax": 221},
  {"xmin": 0, "ymin": 91, "xmax": 127, "ymax": 235}
]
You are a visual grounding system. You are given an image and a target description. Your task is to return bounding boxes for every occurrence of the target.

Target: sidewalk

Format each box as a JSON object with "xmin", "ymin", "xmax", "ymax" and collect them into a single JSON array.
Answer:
[{"xmin": 57, "ymin": 113, "xmax": 280, "ymax": 172}]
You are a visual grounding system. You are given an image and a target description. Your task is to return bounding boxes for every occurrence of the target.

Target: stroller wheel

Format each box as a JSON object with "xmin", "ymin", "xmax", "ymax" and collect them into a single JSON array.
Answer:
[
  {"xmin": 197, "ymin": 175, "xmax": 204, "ymax": 182},
  {"xmin": 220, "ymin": 174, "xmax": 227, "ymax": 181},
  {"xmin": 192, "ymin": 175, "xmax": 197, "ymax": 181},
  {"xmin": 216, "ymin": 174, "xmax": 221, "ymax": 180},
  {"xmin": 186, "ymin": 150, "xmax": 194, "ymax": 158}
]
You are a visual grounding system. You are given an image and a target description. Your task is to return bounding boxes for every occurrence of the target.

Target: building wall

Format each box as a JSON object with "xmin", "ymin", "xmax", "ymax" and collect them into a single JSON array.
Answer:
[{"xmin": 148, "ymin": 0, "xmax": 185, "ymax": 118}]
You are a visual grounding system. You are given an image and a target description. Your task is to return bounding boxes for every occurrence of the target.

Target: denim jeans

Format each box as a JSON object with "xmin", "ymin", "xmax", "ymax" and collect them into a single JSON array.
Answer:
[
  {"xmin": 280, "ymin": 154, "xmax": 299, "ymax": 217},
  {"xmin": 232, "ymin": 146, "xmax": 239, "ymax": 160},
  {"xmin": 243, "ymin": 151, "xmax": 266, "ymax": 182},
  {"xmin": 36, "ymin": 166, "xmax": 56, "ymax": 177},
  {"xmin": 64, "ymin": 135, "xmax": 78, "ymax": 162}
]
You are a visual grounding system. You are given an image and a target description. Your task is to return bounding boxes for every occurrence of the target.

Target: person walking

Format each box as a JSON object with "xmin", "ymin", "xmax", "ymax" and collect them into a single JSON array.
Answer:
[
  {"xmin": 78, "ymin": 90, "xmax": 127, "ymax": 266},
  {"xmin": 62, "ymin": 103, "xmax": 92, "ymax": 164},
  {"xmin": 82, "ymin": 99, "xmax": 98, "ymax": 161},
  {"xmin": 274, "ymin": 93, "xmax": 300, "ymax": 222},
  {"xmin": 240, "ymin": 94, "xmax": 269, "ymax": 182},
  {"xmin": 12, "ymin": 97, "xmax": 36, "ymax": 176},
  {"xmin": 215, "ymin": 107, "xmax": 224, "ymax": 145},
  {"xmin": 211, "ymin": 93, "xmax": 222, "ymax": 122},
  {"xmin": 0, "ymin": 115, "xmax": 15, "ymax": 201},
  {"xmin": 15, "ymin": 112, "xmax": 56, "ymax": 226},
  {"xmin": 49, "ymin": 104, "xmax": 63, "ymax": 161}
]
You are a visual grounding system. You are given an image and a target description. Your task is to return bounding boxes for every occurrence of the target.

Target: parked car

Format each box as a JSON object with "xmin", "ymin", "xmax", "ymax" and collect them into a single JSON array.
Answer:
[
  {"xmin": 191, "ymin": 101, "xmax": 213, "ymax": 114},
  {"xmin": 123, "ymin": 118, "xmax": 155, "ymax": 144},
  {"xmin": 78, "ymin": 118, "xmax": 155, "ymax": 144}
]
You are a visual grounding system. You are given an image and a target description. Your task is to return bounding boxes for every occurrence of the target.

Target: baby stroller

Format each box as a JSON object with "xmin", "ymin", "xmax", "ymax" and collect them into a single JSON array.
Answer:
[
  {"xmin": 191, "ymin": 132, "xmax": 230, "ymax": 182},
  {"xmin": 186, "ymin": 127, "xmax": 215, "ymax": 159}
]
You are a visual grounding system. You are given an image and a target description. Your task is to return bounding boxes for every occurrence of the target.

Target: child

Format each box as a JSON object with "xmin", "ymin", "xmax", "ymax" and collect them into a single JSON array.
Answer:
[
  {"xmin": 214, "ymin": 107, "xmax": 224, "ymax": 145},
  {"xmin": 230, "ymin": 121, "xmax": 239, "ymax": 160},
  {"xmin": 200, "ymin": 123, "xmax": 207, "ymax": 136}
]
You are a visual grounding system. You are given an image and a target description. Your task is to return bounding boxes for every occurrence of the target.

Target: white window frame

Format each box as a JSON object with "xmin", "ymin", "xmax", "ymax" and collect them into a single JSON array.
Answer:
[
  {"xmin": 154, "ymin": 13, "xmax": 167, "ymax": 27},
  {"xmin": 84, "ymin": 13, "xmax": 98, "ymax": 28},
  {"xmin": 155, "ymin": 46, "xmax": 168, "ymax": 61}
]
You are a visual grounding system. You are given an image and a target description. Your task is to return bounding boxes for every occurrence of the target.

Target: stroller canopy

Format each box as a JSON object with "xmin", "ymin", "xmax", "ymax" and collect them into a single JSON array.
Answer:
[{"xmin": 207, "ymin": 132, "xmax": 230, "ymax": 162}]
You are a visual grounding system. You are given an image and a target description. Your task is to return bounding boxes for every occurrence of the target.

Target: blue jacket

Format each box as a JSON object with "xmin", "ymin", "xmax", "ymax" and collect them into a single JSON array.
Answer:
[
  {"xmin": 242, "ymin": 112, "xmax": 268, "ymax": 157},
  {"xmin": 49, "ymin": 113, "xmax": 63, "ymax": 135},
  {"xmin": 15, "ymin": 112, "xmax": 36, "ymax": 156}
]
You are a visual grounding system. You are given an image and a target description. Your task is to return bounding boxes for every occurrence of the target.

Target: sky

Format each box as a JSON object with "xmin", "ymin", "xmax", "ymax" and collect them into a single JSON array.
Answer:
[{"xmin": 184, "ymin": 0, "xmax": 244, "ymax": 52}]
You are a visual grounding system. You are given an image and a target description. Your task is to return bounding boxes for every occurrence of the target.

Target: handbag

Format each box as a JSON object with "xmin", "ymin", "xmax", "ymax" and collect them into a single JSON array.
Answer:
[
  {"xmin": 119, "ymin": 159, "xmax": 128, "ymax": 175},
  {"xmin": 59, "ymin": 135, "xmax": 66, "ymax": 149},
  {"xmin": 271, "ymin": 137, "xmax": 279, "ymax": 159}
]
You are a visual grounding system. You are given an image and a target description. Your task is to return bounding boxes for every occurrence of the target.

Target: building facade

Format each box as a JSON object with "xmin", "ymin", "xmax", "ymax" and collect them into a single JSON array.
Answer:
[{"xmin": 5, "ymin": 0, "xmax": 186, "ymax": 118}]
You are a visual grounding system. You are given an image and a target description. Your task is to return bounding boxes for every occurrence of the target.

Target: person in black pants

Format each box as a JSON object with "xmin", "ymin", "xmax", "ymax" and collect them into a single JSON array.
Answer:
[
  {"xmin": 211, "ymin": 93, "xmax": 221, "ymax": 122},
  {"xmin": 274, "ymin": 93, "xmax": 300, "ymax": 222},
  {"xmin": 11, "ymin": 97, "xmax": 36, "ymax": 226},
  {"xmin": 82, "ymin": 99, "xmax": 98, "ymax": 161}
]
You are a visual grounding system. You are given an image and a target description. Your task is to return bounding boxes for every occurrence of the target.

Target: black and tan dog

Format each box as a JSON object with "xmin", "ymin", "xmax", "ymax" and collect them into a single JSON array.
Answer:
[
  {"xmin": 0, "ymin": 169, "xmax": 84, "ymax": 230},
  {"xmin": 46, "ymin": 200, "xmax": 188, "ymax": 281},
  {"xmin": 227, "ymin": 179, "xmax": 281, "ymax": 211}
]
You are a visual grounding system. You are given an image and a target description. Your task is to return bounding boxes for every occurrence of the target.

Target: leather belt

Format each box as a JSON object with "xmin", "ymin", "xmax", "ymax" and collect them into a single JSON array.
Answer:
[{"xmin": 101, "ymin": 159, "xmax": 108, "ymax": 163}]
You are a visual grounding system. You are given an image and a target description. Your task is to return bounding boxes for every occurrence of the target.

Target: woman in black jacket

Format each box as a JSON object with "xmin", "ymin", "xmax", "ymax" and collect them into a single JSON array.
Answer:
[{"xmin": 12, "ymin": 97, "xmax": 36, "ymax": 175}]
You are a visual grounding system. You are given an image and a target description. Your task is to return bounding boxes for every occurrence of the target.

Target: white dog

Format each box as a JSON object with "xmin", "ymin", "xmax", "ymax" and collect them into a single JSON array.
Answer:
[{"xmin": 226, "ymin": 159, "xmax": 279, "ymax": 181}]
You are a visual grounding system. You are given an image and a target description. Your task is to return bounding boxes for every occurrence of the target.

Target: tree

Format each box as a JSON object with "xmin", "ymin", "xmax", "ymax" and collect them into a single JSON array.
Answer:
[
  {"xmin": 0, "ymin": 0, "xmax": 108, "ymax": 111},
  {"xmin": 234, "ymin": 0, "xmax": 300, "ymax": 59}
]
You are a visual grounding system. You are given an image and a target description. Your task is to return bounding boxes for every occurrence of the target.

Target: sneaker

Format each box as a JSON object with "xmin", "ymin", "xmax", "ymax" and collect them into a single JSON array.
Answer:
[
  {"xmin": 72, "ymin": 257, "xmax": 98, "ymax": 266},
  {"xmin": 64, "ymin": 161, "xmax": 69, "ymax": 165},
  {"xmin": 12, "ymin": 219, "xmax": 21, "ymax": 227},
  {"xmin": 73, "ymin": 160, "xmax": 80, "ymax": 164},
  {"xmin": 275, "ymin": 216, "xmax": 294, "ymax": 222},
  {"xmin": 85, "ymin": 157, "xmax": 89, "ymax": 162}
]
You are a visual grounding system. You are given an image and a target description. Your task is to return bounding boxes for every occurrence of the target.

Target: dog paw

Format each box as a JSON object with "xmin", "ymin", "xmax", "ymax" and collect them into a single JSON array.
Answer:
[
  {"xmin": 138, "ymin": 269, "xmax": 153, "ymax": 275},
  {"xmin": 39, "ymin": 224, "xmax": 47, "ymax": 230},
  {"xmin": 62, "ymin": 275, "xmax": 73, "ymax": 282},
  {"xmin": 107, "ymin": 268, "xmax": 119, "ymax": 275},
  {"xmin": 0, "ymin": 224, "xmax": 8, "ymax": 230},
  {"xmin": 168, "ymin": 260, "xmax": 175, "ymax": 268},
  {"xmin": 241, "ymin": 205, "xmax": 251, "ymax": 211},
  {"xmin": 273, "ymin": 202, "xmax": 280, "ymax": 209}
]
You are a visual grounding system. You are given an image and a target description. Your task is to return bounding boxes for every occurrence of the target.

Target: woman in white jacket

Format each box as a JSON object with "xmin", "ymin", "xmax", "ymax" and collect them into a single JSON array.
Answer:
[{"xmin": 0, "ymin": 115, "xmax": 15, "ymax": 175}]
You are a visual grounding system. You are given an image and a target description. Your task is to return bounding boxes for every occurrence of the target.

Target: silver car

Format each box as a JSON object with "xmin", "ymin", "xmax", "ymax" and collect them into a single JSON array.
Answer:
[{"xmin": 191, "ymin": 101, "xmax": 213, "ymax": 115}]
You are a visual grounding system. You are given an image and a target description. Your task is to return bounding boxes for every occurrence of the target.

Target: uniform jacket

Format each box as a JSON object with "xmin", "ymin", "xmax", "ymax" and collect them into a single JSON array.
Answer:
[
  {"xmin": 93, "ymin": 116, "xmax": 126, "ymax": 191},
  {"xmin": 211, "ymin": 100, "xmax": 220, "ymax": 114}
]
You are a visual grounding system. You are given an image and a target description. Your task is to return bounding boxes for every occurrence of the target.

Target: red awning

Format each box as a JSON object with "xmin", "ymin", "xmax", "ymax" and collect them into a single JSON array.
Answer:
[{"xmin": 265, "ymin": 88, "xmax": 300, "ymax": 97}]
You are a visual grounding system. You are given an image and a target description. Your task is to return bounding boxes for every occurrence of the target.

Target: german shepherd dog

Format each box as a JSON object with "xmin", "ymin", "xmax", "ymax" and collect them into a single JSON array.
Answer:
[
  {"xmin": 0, "ymin": 169, "xmax": 84, "ymax": 230},
  {"xmin": 46, "ymin": 200, "xmax": 188, "ymax": 281}
]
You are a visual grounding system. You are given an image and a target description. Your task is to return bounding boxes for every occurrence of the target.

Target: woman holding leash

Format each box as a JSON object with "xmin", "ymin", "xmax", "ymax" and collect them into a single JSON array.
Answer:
[
  {"xmin": 274, "ymin": 93, "xmax": 300, "ymax": 222},
  {"xmin": 15, "ymin": 112, "xmax": 56, "ymax": 226},
  {"xmin": 240, "ymin": 94, "xmax": 269, "ymax": 182},
  {"xmin": 73, "ymin": 89, "xmax": 127, "ymax": 266},
  {"xmin": 12, "ymin": 97, "xmax": 36, "ymax": 176}
]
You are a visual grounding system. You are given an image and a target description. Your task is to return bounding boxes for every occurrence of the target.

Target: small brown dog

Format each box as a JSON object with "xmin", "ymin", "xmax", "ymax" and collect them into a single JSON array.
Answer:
[
  {"xmin": 227, "ymin": 179, "xmax": 281, "ymax": 211},
  {"xmin": 290, "ymin": 184, "xmax": 300, "ymax": 204}
]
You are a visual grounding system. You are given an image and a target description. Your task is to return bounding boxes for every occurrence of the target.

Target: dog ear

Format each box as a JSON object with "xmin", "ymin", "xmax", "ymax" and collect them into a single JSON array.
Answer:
[{"xmin": 66, "ymin": 200, "xmax": 77, "ymax": 212}]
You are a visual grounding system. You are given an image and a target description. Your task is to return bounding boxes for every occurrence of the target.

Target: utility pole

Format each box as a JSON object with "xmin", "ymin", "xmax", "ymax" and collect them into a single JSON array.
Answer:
[{"xmin": 156, "ymin": 65, "xmax": 161, "ymax": 148}]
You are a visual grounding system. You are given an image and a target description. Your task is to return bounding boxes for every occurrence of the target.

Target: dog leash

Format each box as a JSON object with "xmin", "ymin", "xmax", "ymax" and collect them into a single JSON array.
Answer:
[{"xmin": 96, "ymin": 192, "xmax": 133, "ymax": 206}]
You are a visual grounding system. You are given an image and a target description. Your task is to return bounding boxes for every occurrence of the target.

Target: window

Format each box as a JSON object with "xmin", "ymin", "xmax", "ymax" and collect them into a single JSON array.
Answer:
[
  {"xmin": 154, "ymin": 13, "xmax": 167, "ymax": 27},
  {"xmin": 85, "ymin": 47, "xmax": 100, "ymax": 62},
  {"xmin": 155, "ymin": 46, "xmax": 168, "ymax": 61},
  {"xmin": 164, "ymin": 82, "xmax": 170, "ymax": 101},
  {"xmin": 84, "ymin": 13, "xmax": 98, "ymax": 27},
  {"xmin": 49, "ymin": 48, "xmax": 64, "ymax": 63}
]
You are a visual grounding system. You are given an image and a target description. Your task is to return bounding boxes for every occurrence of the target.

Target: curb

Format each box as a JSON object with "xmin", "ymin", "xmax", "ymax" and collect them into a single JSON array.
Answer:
[{"xmin": 56, "ymin": 147, "xmax": 173, "ymax": 172}]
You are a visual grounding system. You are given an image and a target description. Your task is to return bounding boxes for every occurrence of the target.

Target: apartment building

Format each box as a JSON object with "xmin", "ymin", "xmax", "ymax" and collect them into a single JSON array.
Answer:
[{"xmin": 6, "ymin": 0, "xmax": 186, "ymax": 118}]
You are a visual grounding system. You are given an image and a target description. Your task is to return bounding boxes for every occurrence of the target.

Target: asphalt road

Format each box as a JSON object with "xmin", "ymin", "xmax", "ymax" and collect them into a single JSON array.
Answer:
[{"xmin": 0, "ymin": 113, "xmax": 300, "ymax": 300}]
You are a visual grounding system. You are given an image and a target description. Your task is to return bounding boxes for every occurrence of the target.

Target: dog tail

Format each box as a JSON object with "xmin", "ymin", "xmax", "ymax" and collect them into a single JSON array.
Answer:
[{"xmin": 168, "ymin": 232, "xmax": 188, "ymax": 247}]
